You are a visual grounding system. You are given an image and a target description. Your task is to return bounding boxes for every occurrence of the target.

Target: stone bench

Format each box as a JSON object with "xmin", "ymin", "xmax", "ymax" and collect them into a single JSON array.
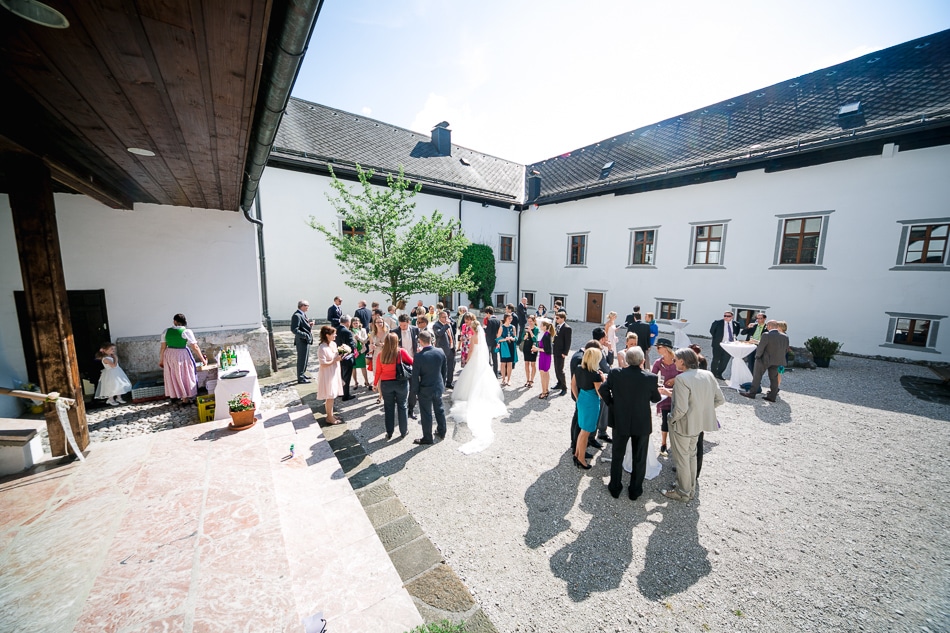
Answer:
[{"xmin": 0, "ymin": 428, "xmax": 44, "ymax": 476}]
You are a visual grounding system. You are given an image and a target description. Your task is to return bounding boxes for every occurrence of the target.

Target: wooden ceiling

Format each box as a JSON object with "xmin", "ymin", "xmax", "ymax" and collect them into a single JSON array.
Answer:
[{"xmin": 0, "ymin": 1, "xmax": 280, "ymax": 210}]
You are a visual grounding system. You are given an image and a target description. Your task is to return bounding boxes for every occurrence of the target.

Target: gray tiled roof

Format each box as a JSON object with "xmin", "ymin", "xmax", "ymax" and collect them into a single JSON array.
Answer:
[
  {"xmin": 526, "ymin": 29, "xmax": 950, "ymax": 204},
  {"xmin": 271, "ymin": 98, "xmax": 525, "ymax": 204}
]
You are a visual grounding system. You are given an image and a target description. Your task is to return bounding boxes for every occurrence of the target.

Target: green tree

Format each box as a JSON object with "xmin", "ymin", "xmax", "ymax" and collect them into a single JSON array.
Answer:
[
  {"xmin": 310, "ymin": 165, "xmax": 474, "ymax": 306},
  {"xmin": 459, "ymin": 243, "xmax": 495, "ymax": 308}
]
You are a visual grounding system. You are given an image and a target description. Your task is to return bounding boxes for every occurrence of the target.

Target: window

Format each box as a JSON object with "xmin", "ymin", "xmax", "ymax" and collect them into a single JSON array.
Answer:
[
  {"xmin": 732, "ymin": 306, "xmax": 769, "ymax": 331},
  {"xmin": 894, "ymin": 318, "xmax": 930, "ymax": 346},
  {"xmin": 894, "ymin": 222, "xmax": 949, "ymax": 269},
  {"xmin": 629, "ymin": 227, "xmax": 657, "ymax": 266},
  {"xmin": 693, "ymin": 224, "xmax": 722, "ymax": 264},
  {"xmin": 551, "ymin": 295, "xmax": 567, "ymax": 310},
  {"xmin": 567, "ymin": 233, "xmax": 587, "ymax": 266},
  {"xmin": 771, "ymin": 210, "xmax": 833, "ymax": 269},
  {"xmin": 882, "ymin": 311, "xmax": 944, "ymax": 353},
  {"xmin": 341, "ymin": 221, "xmax": 365, "ymax": 237},
  {"xmin": 494, "ymin": 293, "xmax": 507, "ymax": 307},
  {"xmin": 522, "ymin": 292, "xmax": 535, "ymax": 307},
  {"xmin": 439, "ymin": 294, "xmax": 454, "ymax": 310},
  {"xmin": 779, "ymin": 217, "xmax": 822, "ymax": 264},
  {"xmin": 687, "ymin": 221, "xmax": 729, "ymax": 267},
  {"xmin": 499, "ymin": 235, "xmax": 514, "ymax": 262},
  {"xmin": 655, "ymin": 299, "xmax": 682, "ymax": 321}
]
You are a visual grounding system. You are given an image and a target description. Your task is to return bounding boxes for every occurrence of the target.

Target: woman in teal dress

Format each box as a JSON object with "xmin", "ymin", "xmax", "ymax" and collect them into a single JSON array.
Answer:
[{"xmin": 497, "ymin": 313, "xmax": 518, "ymax": 387}]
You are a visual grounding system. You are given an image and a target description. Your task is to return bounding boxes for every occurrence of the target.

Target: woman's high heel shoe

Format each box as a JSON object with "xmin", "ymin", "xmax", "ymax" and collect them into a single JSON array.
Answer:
[{"xmin": 573, "ymin": 456, "xmax": 591, "ymax": 470}]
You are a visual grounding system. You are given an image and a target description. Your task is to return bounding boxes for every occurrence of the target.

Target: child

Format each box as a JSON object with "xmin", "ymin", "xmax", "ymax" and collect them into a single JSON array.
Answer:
[{"xmin": 95, "ymin": 343, "xmax": 132, "ymax": 406}]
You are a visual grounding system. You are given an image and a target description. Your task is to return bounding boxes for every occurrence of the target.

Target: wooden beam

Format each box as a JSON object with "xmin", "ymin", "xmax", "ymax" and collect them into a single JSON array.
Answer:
[{"xmin": 5, "ymin": 154, "xmax": 89, "ymax": 457}]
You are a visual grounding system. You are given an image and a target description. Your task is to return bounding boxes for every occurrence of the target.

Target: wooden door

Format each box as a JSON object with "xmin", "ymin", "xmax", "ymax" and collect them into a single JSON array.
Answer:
[
  {"xmin": 585, "ymin": 292, "xmax": 603, "ymax": 324},
  {"xmin": 16, "ymin": 289, "xmax": 110, "ymax": 384}
]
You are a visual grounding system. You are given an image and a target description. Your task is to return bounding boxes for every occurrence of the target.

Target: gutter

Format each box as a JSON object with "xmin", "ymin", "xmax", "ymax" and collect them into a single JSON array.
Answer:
[{"xmin": 240, "ymin": 0, "xmax": 324, "ymax": 212}]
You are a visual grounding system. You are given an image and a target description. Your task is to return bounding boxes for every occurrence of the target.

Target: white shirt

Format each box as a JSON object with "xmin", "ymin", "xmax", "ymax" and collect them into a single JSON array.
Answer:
[{"xmin": 400, "ymin": 328, "xmax": 415, "ymax": 358}]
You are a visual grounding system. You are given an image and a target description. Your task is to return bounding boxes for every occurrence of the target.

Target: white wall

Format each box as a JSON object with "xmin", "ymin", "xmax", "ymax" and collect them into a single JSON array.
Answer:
[
  {"xmin": 259, "ymin": 168, "xmax": 520, "ymax": 317},
  {"xmin": 520, "ymin": 144, "xmax": 950, "ymax": 360},
  {"xmin": 0, "ymin": 193, "xmax": 262, "ymax": 416}
]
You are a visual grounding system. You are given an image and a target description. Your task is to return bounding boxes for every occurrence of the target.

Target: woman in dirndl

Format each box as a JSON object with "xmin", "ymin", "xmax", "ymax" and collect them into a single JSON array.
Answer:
[{"xmin": 159, "ymin": 313, "xmax": 207, "ymax": 404}]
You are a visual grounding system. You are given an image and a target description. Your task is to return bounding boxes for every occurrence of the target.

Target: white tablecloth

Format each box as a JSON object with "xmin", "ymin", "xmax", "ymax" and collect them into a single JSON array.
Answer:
[
  {"xmin": 668, "ymin": 320, "xmax": 692, "ymax": 349},
  {"xmin": 213, "ymin": 347, "xmax": 262, "ymax": 420},
  {"xmin": 720, "ymin": 341, "xmax": 757, "ymax": 390}
]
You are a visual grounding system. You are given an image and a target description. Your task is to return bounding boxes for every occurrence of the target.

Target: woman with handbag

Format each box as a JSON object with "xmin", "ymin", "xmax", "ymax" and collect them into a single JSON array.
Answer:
[
  {"xmin": 368, "ymin": 315, "xmax": 389, "ymax": 404},
  {"xmin": 373, "ymin": 332, "xmax": 414, "ymax": 440}
]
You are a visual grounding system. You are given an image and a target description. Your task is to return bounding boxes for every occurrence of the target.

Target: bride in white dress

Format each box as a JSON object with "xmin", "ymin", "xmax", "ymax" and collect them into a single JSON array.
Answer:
[{"xmin": 451, "ymin": 313, "xmax": 508, "ymax": 454}]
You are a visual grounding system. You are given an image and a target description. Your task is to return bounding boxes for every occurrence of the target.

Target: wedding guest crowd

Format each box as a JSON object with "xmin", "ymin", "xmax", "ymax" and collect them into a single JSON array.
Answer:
[{"xmin": 288, "ymin": 296, "xmax": 786, "ymax": 505}]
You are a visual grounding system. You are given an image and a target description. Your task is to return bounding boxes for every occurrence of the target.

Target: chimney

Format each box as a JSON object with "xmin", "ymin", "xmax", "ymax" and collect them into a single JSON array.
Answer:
[
  {"xmin": 527, "ymin": 170, "xmax": 541, "ymax": 202},
  {"xmin": 432, "ymin": 121, "xmax": 451, "ymax": 156}
]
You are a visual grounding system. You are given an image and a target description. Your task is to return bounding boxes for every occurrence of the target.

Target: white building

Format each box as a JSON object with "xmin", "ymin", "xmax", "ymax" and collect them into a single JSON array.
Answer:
[{"xmin": 258, "ymin": 29, "xmax": 950, "ymax": 361}]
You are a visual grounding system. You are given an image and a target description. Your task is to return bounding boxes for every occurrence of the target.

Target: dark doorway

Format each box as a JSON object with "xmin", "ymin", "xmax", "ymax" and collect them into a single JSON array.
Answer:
[{"xmin": 15, "ymin": 289, "xmax": 111, "ymax": 386}]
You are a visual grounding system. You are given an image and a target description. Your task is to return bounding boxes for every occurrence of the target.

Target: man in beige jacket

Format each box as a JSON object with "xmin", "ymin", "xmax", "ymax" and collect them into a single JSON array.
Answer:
[{"xmin": 662, "ymin": 348, "xmax": 725, "ymax": 502}]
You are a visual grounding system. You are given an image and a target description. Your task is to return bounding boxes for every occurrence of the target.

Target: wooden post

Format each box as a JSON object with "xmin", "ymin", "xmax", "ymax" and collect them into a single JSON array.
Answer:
[{"xmin": 6, "ymin": 154, "xmax": 89, "ymax": 456}]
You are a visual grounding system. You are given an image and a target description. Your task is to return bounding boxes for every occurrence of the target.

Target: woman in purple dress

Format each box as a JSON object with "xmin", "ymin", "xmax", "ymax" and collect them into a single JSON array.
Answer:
[
  {"xmin": 651, "ymin": 338, "xmax": 682, "ymax": 455},
  {"xmin": 535, "ymin": 319, "xmax": 555, "ymax": 399}
]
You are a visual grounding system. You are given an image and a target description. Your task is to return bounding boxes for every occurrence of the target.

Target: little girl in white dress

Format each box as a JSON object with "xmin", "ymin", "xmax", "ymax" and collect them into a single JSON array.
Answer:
[{"xmin": 95, "ymin": 343, "xmax": 132, "ymax": 406}]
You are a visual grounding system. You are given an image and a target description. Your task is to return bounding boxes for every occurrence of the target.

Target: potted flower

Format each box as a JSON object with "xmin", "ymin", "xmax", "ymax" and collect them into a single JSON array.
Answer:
[
  {"xmin": 803, "ymin": 336, "xmax": 842, "ymax": 368},
  {"xmin": 227, "ymin": 391, "xmax": 256, "ymax": 430}
]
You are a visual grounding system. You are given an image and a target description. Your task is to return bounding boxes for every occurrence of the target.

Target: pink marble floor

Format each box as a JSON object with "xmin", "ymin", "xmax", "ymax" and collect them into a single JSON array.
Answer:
[{"xmin": 0, "ymin": 406, "xmax": 422, "ymax": 633}]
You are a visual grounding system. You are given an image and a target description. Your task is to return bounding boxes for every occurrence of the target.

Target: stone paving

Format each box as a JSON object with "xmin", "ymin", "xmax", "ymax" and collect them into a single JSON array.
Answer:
[{"xmin": 1, "ymin": 330, "xmax": 495, "ymax": 633}]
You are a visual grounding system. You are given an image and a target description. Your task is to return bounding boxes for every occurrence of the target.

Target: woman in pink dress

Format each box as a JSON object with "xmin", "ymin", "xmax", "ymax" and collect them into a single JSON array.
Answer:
[
  {"xmin": 316, "ymin": 325, "xmax": 344, "ymax": 424},
  {"xmin": 159, "ymin": 313, "xmax": 208, "ymax": 404}
]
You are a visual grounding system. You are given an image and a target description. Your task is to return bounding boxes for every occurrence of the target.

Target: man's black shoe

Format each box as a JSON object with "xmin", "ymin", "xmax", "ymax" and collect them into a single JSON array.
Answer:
[
  {"xmin": 588, "ymin": 438, "xmax": 603, "ymax": 450},
  {"xmin": 408, "ymin": 412, "xmax": 417, "ymax": 419},
  {"xmin": 297, "ymin": 378, "xmax": 311, "ymax": 384},
  {"xmin": 413, "ymin": 438, "xmax": 433, "ymax": 445},
  {"xmin": 597, "ymin": 434, "xmax": 612, "ymax": 443},
  {"xmin": 341, "ymin": 395, "xmax": 356, "ymax": 401}
]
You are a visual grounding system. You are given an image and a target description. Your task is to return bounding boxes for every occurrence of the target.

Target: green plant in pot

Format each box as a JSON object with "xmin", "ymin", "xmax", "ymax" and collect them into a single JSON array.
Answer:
[
  {"xmin": 227, "ymin": 391, "xmax": 256, "ymax": 430},
  {"xmin": 804, "ymin": 336, "xmax": 842, "ymax": 368}
]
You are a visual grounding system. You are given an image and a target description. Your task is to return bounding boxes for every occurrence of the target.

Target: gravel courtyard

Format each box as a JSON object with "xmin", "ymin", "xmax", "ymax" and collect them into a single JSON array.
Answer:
[{"xmin": 337, "ymin": 335, "xmax": 950, "ymax": 633}]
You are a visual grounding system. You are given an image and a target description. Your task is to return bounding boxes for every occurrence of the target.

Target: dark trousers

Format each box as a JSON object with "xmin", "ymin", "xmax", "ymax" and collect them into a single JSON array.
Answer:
[
  {"xmin": 596, "ymin": 400, "xmax": 609, "ymax": 436},
  {"xmin": 488, "ymin": 347, "xmax": 499, "ymax": 376},
  {"xmin": 295, "ymin": 339, "xmax": 310, "ymax": 380},
  {"xmin": 609, "ymin": 432, "xmax": 649, "ymax": 499},
  {"xmin": 340, "ymin": 359, "xmax": 354, "ymax": 397},
  {"xmin": 697, "ymin": 431, "xmax": 705, "ymax": 479},
  {"xmin": 441, "ymin": 348, "xmax": 456, "ymax": 386},
  {"xmin": 711, "ymin": 344, "xmax": 730, "ymax": 377},
  {"xmin": 380, "ymin": 380, "xmax": 408, "ymax": 436},
  {"xmin": 570, "ymin": 391, "xmax": 580, "ymax": 452},
  {"xmin": 750, "ymin": 360, "xmax": 779, "ymax": 398},
  {"xmin": 553, "ymin": 354, "xmax": 567, "ymax": 389},
  {"xmin": 417, "ymin": 388, "xmax": 447, "ymax": 441},
  {"xmin": 407, "ymin": 380, "xmax": 417, "ymax": 415}
]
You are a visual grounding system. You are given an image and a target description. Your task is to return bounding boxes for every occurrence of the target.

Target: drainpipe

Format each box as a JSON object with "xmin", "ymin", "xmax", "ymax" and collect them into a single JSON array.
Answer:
[
  {"xmin": 516, "ymin": 205, "xmax": 522, "ymax": 305},
  {"xmin": 458, "ymin": 195, "xmax": 464, "ymax": 310},
  {"xmin": 247, "ymin": 188, "xmax": 278, "ymax": 371}
]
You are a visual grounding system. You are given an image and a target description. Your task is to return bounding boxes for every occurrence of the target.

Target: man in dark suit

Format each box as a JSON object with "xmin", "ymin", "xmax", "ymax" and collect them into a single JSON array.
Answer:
[
  {"xmin": 709, "ymin": 310, "xmax": 741, "ymax": 379},
  {"xmin": 630, "ymin": 313, "xmax": 652, "ymax": 363},
  {"xmin": 335, "ymin": 315, "xmax": 357, "ymax": 401},
  {"xmin": 327, "ymin": 296, "xmax": 343, "ymax": 328},
  {"xmin": 354, "ymin": 300, "xmax": 372, "ymax": 334},
  {"xmin": 742, "ymin": 320, "xmax": 789, "ymax": 402},
  {"xmin": 411, "ymin": 331, "xmax": 448, "ymax": 445},
  {"xmin": 599, "ymin": 347, "xmax": 662, "ymax": 500},
  {"xmin": 552, "ymin": 311, "xmax": 572, "ymax": 395},
  {"xmin": 290, "ymin": 300, "xmax": 314, "ymax": 383},
  {"xmin": 396, "ymin": 314, "xmax": 420, "ymax": 417},
  {"xmin": 516, "ymin": 297, "xmax": 529, "ymax": 341},
  {"xmin": 483, "ymin": 306, "xmax": 501, "ymax": 377},
  {"xmin": 623, "ymin": 305, "xmax": 641, "ymax": 335},
  {"xmin": 432, "ymin": 310, "xmax": 456, "ymax": 388}
]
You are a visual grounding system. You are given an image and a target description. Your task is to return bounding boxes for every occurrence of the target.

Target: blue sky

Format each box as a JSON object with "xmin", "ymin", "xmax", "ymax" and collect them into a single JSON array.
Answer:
[{"xmin": 292, "ymin": 1, "xmax": 950, "ymax": 164}]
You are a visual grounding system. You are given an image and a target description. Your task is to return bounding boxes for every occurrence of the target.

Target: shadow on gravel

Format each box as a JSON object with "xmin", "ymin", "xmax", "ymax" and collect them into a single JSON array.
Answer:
[
  {"xmin": 524, "ymin": 451, "xmax": 578, "ymax": 549},
  {"xmin": 637, "ymin": 499, "xmax": 710, "ymax": 599},
  {"xmin": 548, "ymin": 475, "xmax": 644, "ymax": 601}
]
